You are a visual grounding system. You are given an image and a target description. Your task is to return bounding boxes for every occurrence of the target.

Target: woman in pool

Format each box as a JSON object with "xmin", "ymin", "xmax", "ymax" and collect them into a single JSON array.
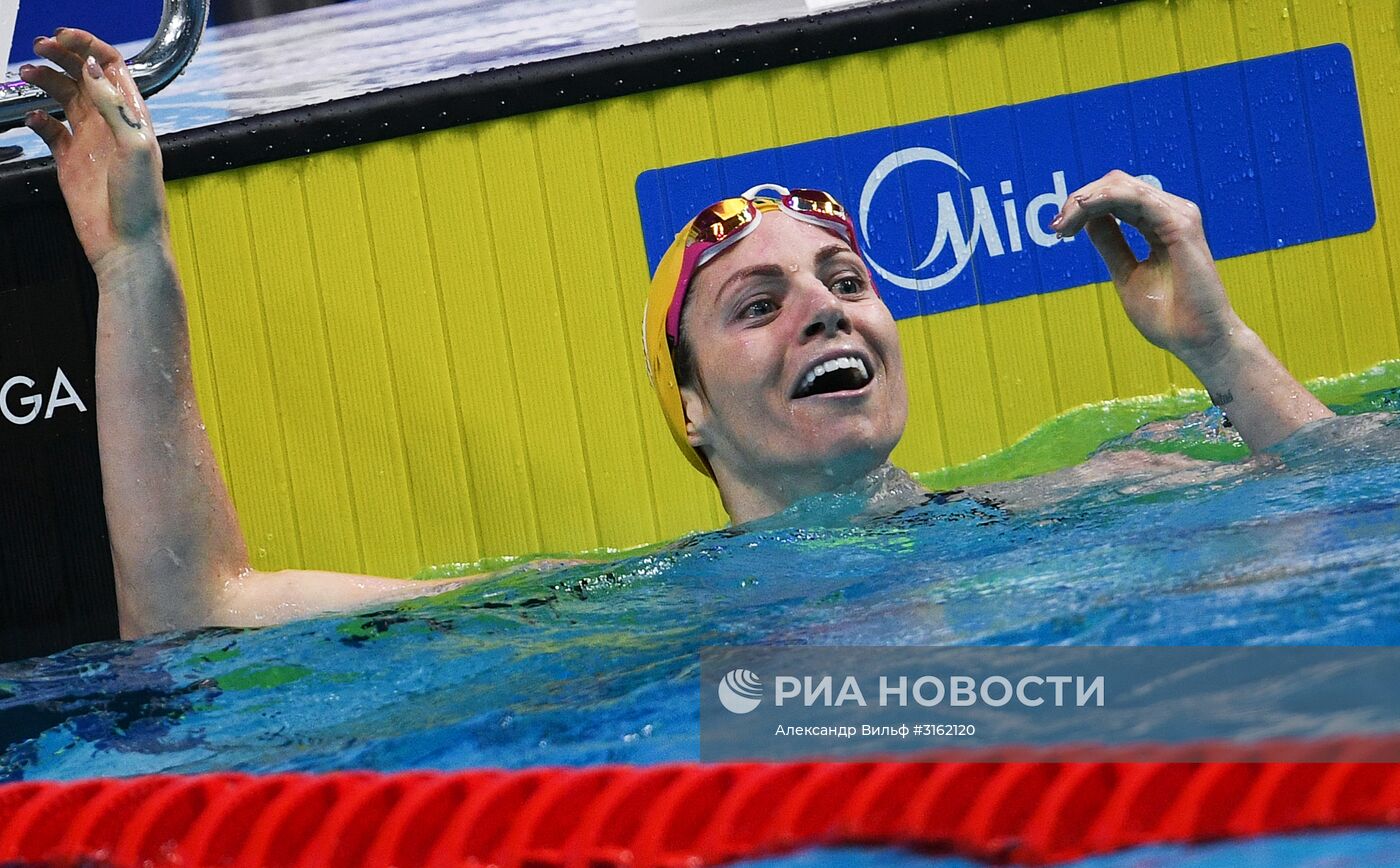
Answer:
[{"xmin": 23, "ymin": 30, "xmax": 1333, "ymax": 637}]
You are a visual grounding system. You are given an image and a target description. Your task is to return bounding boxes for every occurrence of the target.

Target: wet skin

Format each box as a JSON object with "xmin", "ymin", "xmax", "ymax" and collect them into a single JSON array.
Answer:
[{"xmin": 679, "ymin": 213, "xmax": 910, "ymax": 522}]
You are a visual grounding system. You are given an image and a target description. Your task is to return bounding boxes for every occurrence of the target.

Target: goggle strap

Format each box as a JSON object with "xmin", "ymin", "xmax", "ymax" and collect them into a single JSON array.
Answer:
[{"xmin": 743, "ymin": 182, "xmax": 791, "ymax": 199}]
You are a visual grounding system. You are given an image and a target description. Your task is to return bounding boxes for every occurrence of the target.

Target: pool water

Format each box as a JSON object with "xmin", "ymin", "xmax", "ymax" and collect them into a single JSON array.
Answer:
[
  {"xmin": 2, "ymin": 364, "xmax": 1400, "ymax": 865},
  {"xmin": 739, "ymin": 831, "xmax": 1400, "ymax": 867}
]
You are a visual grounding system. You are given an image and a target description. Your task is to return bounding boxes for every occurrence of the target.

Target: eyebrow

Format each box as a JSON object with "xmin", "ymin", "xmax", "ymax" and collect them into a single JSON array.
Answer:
[
  {"xmin": 714, "ymin": 243, "xmax": 861, "ymax": 306},
  {"xmin": 814, "ymin": 243, "xmax": 856, "ymax": 266},
  {"xmin": 716, "ymin": 264, "xmax": 786, "ymax": 306}
]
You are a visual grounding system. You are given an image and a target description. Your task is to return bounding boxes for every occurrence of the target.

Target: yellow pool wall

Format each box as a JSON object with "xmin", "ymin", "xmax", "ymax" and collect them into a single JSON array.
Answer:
[{"xmin": 163, "ymin": 0, "xmax": 1400, "ymax": 576}]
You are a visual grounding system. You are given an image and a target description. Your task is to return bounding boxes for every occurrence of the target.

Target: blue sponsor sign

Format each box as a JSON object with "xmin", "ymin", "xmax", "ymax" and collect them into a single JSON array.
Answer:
[{"xmin": 636, "ymin": 44, "xmax": 1375, "ymax": 321}]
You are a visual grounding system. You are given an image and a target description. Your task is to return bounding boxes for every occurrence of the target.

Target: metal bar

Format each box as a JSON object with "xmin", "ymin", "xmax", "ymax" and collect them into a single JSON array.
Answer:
[{"xmin": 0, "ymin": 0, "xmax": 209, "ymax": 132}]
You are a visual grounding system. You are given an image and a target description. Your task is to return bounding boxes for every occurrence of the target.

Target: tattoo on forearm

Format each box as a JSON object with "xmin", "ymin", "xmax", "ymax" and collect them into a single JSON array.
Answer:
[
  {"xmin": 117, "ymin": 105, "xmax": 142, "ymax": 130},
  {"xmin": 1209, "ymin": 389, "xmax": 1234, "ymax": 407}
]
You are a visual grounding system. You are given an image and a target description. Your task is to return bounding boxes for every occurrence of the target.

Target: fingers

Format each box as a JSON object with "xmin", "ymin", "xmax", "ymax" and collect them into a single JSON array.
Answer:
[
  {"xmin": 22, "ymin": 110, "xmax": 71, "ymax": 156},
  {"xmin": 51, "ymin": 27, "xmax": 153, "ymax": 126},
  {"xmin": 32, "ymin": 28, "xmax": 127, "ymax": 82},
  {"xmin": 33, "ymin": 34, "xmax": 86, "ymax": 81},
  {"xmin": 79, "ymin": 56, "xmax": 153, "ymax": 149},
  {"xmin": 1083, "ymin": 215, "xmax": 1137, "ymax": 286},
  {"xmin": 18, "ymin": 63, "xmax": 78, "ymax": 107},
  {"xmin": 1051, "ymin": 170, "xmax": 1200, "ymax": 249},
  {"xmin": 30, "ymin": 29, "xmax": 149, "ymax": 128},
  {"xmin": 51, "ymin": 27, "xmax": 126, "ymax": 67},
  {"xmin": 108, "ymin": 60, "xmax": 153, "ymax": 129}
]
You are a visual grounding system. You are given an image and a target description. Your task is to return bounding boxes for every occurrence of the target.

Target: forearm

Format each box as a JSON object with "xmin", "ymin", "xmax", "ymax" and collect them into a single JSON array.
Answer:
[
  {"xmin": 216, "ymin": 569, "xmax": 479, "ymax": 628},
  {"xmin": 1179, "ymin": 316, "xmax": 1333, "ymax": 451},
  {"xmin": 94, "ymin": 241, "xmax": 251, "ymax": 637}
]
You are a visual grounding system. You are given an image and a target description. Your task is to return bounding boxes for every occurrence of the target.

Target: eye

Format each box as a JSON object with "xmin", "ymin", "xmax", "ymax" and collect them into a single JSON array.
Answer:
[
  {"xmin": 831, "ymin": 275, "xmax": 865, "ymax": 295},
  {"xmin": 740, "ymin": 298, "xmax": 777, "ymax": 319}
]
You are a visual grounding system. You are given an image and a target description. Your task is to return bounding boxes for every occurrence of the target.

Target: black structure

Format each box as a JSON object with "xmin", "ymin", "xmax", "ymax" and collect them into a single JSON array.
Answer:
[{"xmin": 0, "ymin": 203, "xmax": 118, "ymax": 660}]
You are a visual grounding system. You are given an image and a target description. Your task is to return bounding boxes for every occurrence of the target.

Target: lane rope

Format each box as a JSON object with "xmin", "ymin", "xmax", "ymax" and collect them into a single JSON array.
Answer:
[{"xmin": 1, "ymin": 737, "xmax": 1398, "ymax": 866}]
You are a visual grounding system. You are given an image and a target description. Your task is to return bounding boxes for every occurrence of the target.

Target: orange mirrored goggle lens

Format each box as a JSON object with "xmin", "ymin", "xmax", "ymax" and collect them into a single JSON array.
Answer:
[
  {"xmin": 785, "ymin": 189, "xmax": 847, "ymax": 221},
  {"xmin": 687, "ymin": 197, "xmax": 758, "ymax": 246}
]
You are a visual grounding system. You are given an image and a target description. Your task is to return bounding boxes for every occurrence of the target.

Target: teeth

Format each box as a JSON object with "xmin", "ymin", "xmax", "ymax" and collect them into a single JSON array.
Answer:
[{"xmin": 797, "ymin": 355, "xmax": 871, "ymax": 395}]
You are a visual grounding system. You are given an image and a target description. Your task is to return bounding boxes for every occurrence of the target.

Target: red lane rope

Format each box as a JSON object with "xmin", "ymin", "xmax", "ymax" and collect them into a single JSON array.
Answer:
[{"xmin": 1, "ymin": 738, "xmax": 1398, "ymax": 867}]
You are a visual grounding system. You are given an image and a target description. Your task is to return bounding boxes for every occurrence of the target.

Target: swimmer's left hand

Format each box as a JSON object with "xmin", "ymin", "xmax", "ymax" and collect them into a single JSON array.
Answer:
[
  {"xmin": 1051, "ymin": 170, "xmax": 1333, "ymax": 452},
  {"xmin": 1050, "ymin": 170, "xmax": 1242, "ymax": 372}
]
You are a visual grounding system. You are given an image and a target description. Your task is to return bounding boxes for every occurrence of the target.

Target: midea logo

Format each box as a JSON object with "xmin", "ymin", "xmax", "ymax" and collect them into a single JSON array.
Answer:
[
  {"xmin": 857, "ymin": 147, "xmax": 1083, "ymax": 291},
  {"xmin": 717, "ymin": 669, "xmax": 763, "ymax": 714}
]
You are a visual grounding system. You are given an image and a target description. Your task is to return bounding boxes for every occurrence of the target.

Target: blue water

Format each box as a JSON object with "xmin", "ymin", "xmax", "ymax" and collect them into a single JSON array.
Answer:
[
  {"xmin": 2, "ymin": 391, "xmax": 1399, "ymax": 865},
  {"xmin": 738, "ymin": 831, "xmax": 1400, "ymax": 866}
]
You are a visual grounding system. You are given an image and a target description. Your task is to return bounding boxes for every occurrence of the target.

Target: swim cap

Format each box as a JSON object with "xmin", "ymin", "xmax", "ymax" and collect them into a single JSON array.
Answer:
[{"xmin": 644, "ymin": 199, "xmax": 779, "ymax": 477}]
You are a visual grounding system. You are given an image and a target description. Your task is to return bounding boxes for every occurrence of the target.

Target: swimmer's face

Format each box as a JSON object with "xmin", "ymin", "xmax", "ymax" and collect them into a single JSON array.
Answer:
[{"xmin": 679, "ymin": 211, "xmax": 909, "ymax": 508}]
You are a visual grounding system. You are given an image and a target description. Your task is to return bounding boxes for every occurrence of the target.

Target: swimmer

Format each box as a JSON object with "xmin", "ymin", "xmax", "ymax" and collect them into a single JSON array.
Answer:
[
  {"xmin": 23, "ymin": 30, "xmax": 1334, "ymax": 637},
  {"xmin": 641, "ymin": 185, "xmax": 1331, "ymax": 521}
]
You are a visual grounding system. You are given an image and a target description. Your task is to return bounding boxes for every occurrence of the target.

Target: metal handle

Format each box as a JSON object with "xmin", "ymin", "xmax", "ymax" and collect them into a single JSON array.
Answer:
[{"xmin": 0, "ymin": 0, "xmax": 210, "ymax": 132}]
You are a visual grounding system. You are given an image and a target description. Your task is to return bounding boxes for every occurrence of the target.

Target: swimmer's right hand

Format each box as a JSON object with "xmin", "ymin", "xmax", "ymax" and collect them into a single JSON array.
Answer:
[{"xmin": 20, "ymin": 29, "xmax": 167, "ymax": 272}]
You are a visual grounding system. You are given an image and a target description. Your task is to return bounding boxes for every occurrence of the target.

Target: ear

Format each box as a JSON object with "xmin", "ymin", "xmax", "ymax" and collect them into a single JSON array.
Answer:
[{"xmin": 680, "ymin": 385, "xmax": 708, "ymax": 449}]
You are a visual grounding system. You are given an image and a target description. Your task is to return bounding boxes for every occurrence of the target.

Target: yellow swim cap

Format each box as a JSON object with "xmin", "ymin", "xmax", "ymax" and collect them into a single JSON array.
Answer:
[
  {"xmin": 643, "ymin": 186, "xmax": 862, "ymax": 477},
  {"xmin": 641, "ymin": 212, "xmax": 747, "ymax": 477}
]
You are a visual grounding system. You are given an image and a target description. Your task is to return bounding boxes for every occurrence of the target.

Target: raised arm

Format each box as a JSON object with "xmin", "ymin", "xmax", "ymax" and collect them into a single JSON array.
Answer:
[
  {"xmin": 23, "ymin": 30, "xmax": 471, "ymax": 637},
  {"xmin": 1051, "ymin": 170, "xmax": 1333, "ymax": 450}
]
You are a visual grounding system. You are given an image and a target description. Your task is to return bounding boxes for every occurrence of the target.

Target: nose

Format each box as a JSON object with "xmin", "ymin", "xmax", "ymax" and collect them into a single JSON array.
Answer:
[{"xmin": 800, "ymin": 285, "xmax": 851, "ymax": 341}]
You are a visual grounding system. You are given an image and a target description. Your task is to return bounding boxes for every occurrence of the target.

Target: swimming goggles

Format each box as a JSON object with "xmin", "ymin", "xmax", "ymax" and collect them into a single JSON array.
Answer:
[{"xmin": 662, "ymin": 184, "xmax": 865, "ymax": 344}]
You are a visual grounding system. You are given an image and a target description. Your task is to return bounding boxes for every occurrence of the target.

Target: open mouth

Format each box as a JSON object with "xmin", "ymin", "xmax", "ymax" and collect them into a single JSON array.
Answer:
[{"xmin": 792, "ymin": 354, "xmax": 873, "ymax": 398}]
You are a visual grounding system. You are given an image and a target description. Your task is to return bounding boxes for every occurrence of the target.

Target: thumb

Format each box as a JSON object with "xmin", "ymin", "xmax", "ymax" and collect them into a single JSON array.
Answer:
[
  {"xmin": 80, "ymin": 55, "xmax": 151, "ymax": 149},
  {"xmin": 1084, "ymin": 215, "xmax": 1138, "ymax": 286}
]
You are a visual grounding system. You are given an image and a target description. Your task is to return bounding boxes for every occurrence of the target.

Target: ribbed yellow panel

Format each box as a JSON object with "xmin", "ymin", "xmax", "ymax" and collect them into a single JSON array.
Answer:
[
  {"xmin": 1004, "ymin": 20, "xmax": 1116, "ymax": 412},
  {"xmin": 1291, "ymin": 1, "xmax": 1400, "ymax": 368},
  {"xmin": 881, "ymin": 42, "xmax": 976, "ymax": 466},
  {"xmin": 1350, "ymin": 0, "xmax": 1400, "ymax": 350},
  {"xmin": 944, "ymin": 32, "xmax": 1060, "ymax": 446},
  {"xmin": 636, "ymin": 88, "xmax": 731, "ymax": 533},
  {"xmin": 167, "ymin": 0, "xmax": 1400, "ymax": 574},
  {"xmin": 1172, "ymin": 0, "xmax": 1290, "ymax": 382},
  {"xmin": 590, "ymin": 98, "xmax": 711, "ymax": 542},
  {"xmin": 1234, "ymin": 0, "xmax": 1348, "ymax": 380}
]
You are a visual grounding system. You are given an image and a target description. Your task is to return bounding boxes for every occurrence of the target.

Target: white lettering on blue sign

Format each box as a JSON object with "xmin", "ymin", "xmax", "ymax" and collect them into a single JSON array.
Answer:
[{"xmin": 636, "ymin": 44, "xmax": 1373, "ymax": 321}]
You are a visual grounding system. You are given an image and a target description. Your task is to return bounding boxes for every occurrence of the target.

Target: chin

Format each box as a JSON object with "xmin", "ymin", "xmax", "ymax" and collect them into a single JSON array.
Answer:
[{"xmin": 801, "ymin": 429, "xmax": 895, "ymax": 483}]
